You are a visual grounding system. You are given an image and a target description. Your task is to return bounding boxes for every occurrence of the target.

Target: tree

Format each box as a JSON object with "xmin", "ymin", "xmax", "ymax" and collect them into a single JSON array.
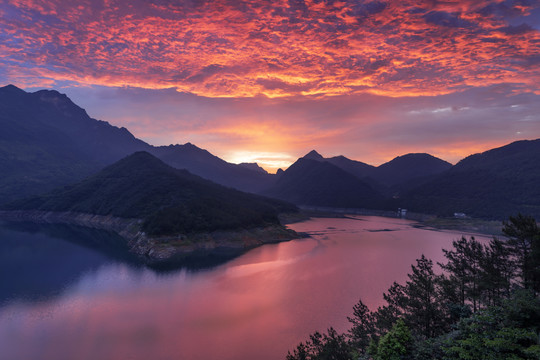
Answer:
[
  {"xmin": 373, "ymin": 282, "xmax": 405, "ymax": 337},
  {"xmin": 439, "ymin": 236, "xmax": 492, "ymax": 312},
  {"xmin": 286, "ymin": 328, "xmax": 353, "ymax": 360},
  {"xmin": 502, "ymin": 214, "xmax": 540, "ymax": 292},
  {"xmin": 443, "ymin": 290, "xmax": 540, "ymax": 360},
  {"xmin": 480, "ymin": 237, "xmax": 514, "ymax": 305},
  {"xmin": 348, "ymin": 299, "xmax": 376, "ymax": 354},
  {"xmin": 402, "ymin": 255, "xmax": 447, "ymax": 338},
  {"xmin": 375, "ymin": 319, "xmax": 413, "ymax": 360}
]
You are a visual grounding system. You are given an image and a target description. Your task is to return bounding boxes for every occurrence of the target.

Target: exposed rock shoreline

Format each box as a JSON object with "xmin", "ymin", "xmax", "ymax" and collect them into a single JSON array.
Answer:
[{"xmin": 0, "ymin": 210, "xmax": 300, "ymax": 266}]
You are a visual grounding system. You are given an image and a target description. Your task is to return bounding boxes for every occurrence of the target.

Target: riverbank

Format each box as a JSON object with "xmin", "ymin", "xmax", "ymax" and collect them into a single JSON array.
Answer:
[
  {"xmin": 412, "ymin": 217, "xmax": 503, "ymax": 236},
  {"xmin": 283, "ymin": 206, "xmax": 504, "ymax": 237},
  {"xmin": 0, "ymin": 210, "xmax": 300, "ymax": 265}
]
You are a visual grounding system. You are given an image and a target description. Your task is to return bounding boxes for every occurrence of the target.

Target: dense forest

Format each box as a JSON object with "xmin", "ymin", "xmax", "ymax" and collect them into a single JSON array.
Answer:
[
  {"xmin": 286, "ymin": 214, "xmax": 540, "ymax": 360},
  {"xmin": 3, "ymin": 152, "xmax": 297, "ymax": 236}
]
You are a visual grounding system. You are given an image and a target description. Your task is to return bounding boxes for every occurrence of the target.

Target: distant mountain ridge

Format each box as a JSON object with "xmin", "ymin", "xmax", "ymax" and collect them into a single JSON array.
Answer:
[
  {"xmin": 2, "ymin": 84, "xmax": 539, "ymax": 220},
  {"xmin": 298, "ymin": 149, "xmax": 452, "ymax": 189}
]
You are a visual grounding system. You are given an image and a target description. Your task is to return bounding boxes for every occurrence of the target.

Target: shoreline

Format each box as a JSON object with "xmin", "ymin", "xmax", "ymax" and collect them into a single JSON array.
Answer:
[
  {"xmin": 0, "ymin": 208, "xmax": 504, "ymax": 268},
  {"xmin": 0, "ymin": 210, "xmax": 301, "ymax": 266},
  {"xmin": 284, "ymin": 206, "xmax": 504, "ymax": 237}
]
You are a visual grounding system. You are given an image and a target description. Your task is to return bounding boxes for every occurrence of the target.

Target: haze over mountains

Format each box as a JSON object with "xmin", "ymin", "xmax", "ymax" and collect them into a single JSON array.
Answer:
[{"xmin": 1, "ymin": 84, "xmax": 539, "ymax": 220}]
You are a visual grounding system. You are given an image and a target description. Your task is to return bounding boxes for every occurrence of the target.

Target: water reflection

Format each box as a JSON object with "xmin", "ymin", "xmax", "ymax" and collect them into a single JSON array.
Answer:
[
  {"xmin": 0, "ymin": 216, "xmax": 491, "ymax": 360},
  {"xmin": 0, "ymin": 222, "xmax": 244, "ymax": 305}
]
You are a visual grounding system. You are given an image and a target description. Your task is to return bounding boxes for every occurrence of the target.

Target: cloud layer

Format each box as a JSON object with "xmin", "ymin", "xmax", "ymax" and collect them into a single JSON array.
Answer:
[{"xmin": 2, "ymin": 0, "xmax": 540, "ymax": 97}]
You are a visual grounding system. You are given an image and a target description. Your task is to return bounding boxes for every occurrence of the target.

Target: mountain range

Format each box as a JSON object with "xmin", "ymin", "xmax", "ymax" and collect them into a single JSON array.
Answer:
[
  {"xmin": 2, "ymin": 84, "xmax": 539, "ymax": 220},
  {"xmin": 0, "ymin": 84, "xmax": 270, "ymax": 203}
]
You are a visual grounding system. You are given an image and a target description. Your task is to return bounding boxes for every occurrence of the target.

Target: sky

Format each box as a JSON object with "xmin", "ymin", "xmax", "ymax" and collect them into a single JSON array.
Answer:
[{"xmin": 1, "ymin": 0, "xmax": 540, "ymax": 172}]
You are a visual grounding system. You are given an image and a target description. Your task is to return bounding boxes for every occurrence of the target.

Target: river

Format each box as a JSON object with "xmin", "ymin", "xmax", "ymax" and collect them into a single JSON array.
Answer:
[{"xmin": 0, "ymin": 216, "xmax": 491, "ymax": 360}]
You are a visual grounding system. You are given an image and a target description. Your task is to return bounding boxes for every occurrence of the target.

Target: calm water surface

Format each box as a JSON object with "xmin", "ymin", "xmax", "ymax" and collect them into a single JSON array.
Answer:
[{"xmin": 0, "ymin": 216, "xmax": 490, "ymax": 360}]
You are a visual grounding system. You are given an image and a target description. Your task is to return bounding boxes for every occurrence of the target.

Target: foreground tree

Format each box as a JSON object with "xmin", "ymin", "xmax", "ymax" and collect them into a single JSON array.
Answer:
[
  {"xmin": 347, "ymin": 299, "xmax": 376, "ymax": 355},
  {"xmin": 373, "ymin": 319, "xmax": 413, "ymax": 360},
  {"xmin": 286, "ymin": 328, "xmax": 353, "ymax": 360},
  {"xmin": 401, "ymin": 255, "xmax": 447, "ymax": 338},
  {"xmin": 480, "ymin": 238, "xmax": 514, "ymax": 305},
  {"xmin": 502, "ymin": 214, "xmax": 540, "ymax": 292},
  {"xmin": 439, "ymin": 237, "xmax": 485, "ymax": 312},
  {"xmin": 443, "ymin": 290, "xmax": 540, "ymax": 360}
]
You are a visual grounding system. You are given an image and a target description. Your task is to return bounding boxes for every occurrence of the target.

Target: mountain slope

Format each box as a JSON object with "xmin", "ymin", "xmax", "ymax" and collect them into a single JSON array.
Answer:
[
  {"xmin": 150, "ymin": 144, "xmax": 273, "ymax": 193},
  {"xmin": 403, "ymin": 140, "xmax": 540, "ymax": 219},
  {"xmin": 373, "ymin": 153, "xmax": 452, "ymax": 187},
  {"xmin": 326, "ymin": 155, "xmax": 376, "ymax": 179},
  {"xmin": 4, "ymin": 152, "xmax": 296, "ymax": 236},
  {"xmin": 238, "ymin": 162, "xmax": 268, "ymax": 174},
  {"xmin": 0, "ymin": 85, "xmax": 272, "ymax": 203},
  {"xmin": 262, "ymin": 158, "xmax": 383, "ymax": 208},
  {"xmin": 0, "ymin": 86, "xmax": 103, "ymax": 202}
]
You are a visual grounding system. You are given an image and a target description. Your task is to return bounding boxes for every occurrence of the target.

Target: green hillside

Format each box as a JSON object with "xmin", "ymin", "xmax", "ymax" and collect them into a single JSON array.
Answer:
[{"xmin": 4, "ymin": 152, "xmax": 297, "ymax": 236}]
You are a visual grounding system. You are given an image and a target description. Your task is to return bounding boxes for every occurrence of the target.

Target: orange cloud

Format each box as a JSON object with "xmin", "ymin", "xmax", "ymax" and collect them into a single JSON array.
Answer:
[{"xmin": 1, "ymin": 0, "xmax": 539, "ymax": 98}]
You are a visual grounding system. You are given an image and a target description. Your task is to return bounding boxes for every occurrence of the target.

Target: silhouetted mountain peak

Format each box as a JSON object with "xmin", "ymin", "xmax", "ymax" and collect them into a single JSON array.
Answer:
[
  {"xmin": 239, "ymin": 162, "xmax": 268, "ymax": 174},
  {"xmin": 263, "ymin": 157, "xmax": 383, "ymax": 208},
  {"xmin": 0, "ymin": 84, "xmax": 25, "ymax": 94},
  {"xmin": 117, "ymin": 151, "xmax": 161, "ymax": 164},
  {"xmin": 35, "ymin": 89, "xmax": 78, "ymax": 106},
  {"xmin": 102, "ymin": 151, "xmax": 175, "ymax": 177},
  {"xmin": 374, "ymin": 152, "xmax": 452, "ymax": 187},
  {"xmin": 383, "ymin": 153, "xmax": 449, "ymax": 164},
  {"xmin": 303, "ymin": 150, "xmax": 324, "ymax": 161}
]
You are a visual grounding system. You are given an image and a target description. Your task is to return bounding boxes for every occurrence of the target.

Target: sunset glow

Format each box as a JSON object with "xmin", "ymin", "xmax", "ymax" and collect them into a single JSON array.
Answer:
[{"xmin": 2, "ymin": 0, "xmax": 540, "ymax": 170}]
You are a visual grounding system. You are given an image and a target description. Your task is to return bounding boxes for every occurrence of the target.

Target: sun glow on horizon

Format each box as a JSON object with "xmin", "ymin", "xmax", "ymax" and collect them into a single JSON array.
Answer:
[{"xmin": 226, "ymin": 151, "xmax": 296, "ymax": 173}]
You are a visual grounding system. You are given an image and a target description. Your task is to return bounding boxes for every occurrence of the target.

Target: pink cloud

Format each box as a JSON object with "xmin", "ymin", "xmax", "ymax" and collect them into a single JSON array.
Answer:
[{"xmin": 1, "ymin": 0, "xmax": 539, "ymax": 97}]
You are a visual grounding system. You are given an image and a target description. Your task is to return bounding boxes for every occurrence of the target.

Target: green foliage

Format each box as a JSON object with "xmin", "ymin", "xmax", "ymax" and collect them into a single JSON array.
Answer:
[
  {"xmin": 401, "ymin": 255, "xmax": 447, "ymax": 338},
  {"xmin": 411, "ymin": 335, "xmax": 449, "ymax": 360},
  {"xmin": 443, "ymin": 290, "xmax": 540, "ymax": 360},
  {"xmin": 368, "ymin": 257, "xmax": 449, "ymax": 339},
  {"xmin": 286, "ymin": 328, "xmax": 354, "ymax": 360},
  {"xmin": 375, "ymin": 319, "xmax": 412, "ymax": 360}
]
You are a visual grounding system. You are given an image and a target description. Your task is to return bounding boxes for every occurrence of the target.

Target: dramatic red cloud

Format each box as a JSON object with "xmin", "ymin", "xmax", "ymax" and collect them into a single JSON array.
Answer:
[{"xmin": 2, "ymin": 0, "xmax": 540, "ymax": 97}]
